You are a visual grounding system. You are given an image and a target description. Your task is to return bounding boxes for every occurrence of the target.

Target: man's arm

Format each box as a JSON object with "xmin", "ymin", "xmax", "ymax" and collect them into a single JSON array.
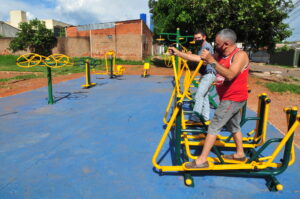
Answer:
[
  {"xmin": 201, "ymin": 50, "xmax": 249, "ymax": 81},
  {"xmin": 169, "ymin": 47, "xmax": 201, "ymax": 62}
]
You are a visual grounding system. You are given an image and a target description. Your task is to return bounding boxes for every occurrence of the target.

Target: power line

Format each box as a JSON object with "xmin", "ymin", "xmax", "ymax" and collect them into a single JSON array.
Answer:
[
  {"xmin": 287, "ymin": 9, "xmax": 300, "ymax": 23},
  {"xmin": 289, "ymin": 0, "xmax": 300, "ymax": 16}
]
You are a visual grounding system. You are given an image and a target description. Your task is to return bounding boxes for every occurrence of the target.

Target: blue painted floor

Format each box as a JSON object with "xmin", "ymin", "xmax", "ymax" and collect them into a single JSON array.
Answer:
[{"xmin": 0, "ymin": 75, "xmax": 300, "ymax": 199}]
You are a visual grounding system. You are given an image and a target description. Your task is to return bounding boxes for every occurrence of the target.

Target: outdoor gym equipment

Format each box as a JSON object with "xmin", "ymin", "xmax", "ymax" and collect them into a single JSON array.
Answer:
[
  {"xmin": 152, "ymin": 76, "xmax": 299, "ymax": 191},
  {"xmin": 94, "ymin": 50, "xmax": 125, "ymax": 78},
  {"xmin": 142, "ymin": 62, "xmax": 150, "ymax": 78},
  {"xmin": 74, "ymin": 58, "xmax": 97, "ymax": 88},
  {"xmin": 163, "ymin": 55, "xmax": 218, "ymax": 125},
  {"xmin": 163, "ymin": 45, "xmax": 263, "ymax": 137},
  {"xmin": 152, "ymin": 36, "xmax": 294, "ymax": 190},
  {"xmin": 163, "ymin": 44, "xmax": 189, "ymax": 68},
  {"xmin": 181, "ymin": 93, "xmax": 271, "ymax": 151},
  {"xmin": 16, "ymin": 53, "xmax": 73, "ymax": 104},
  {"xmin": 156, "ymin": 28, "xmax": 193, "ymax": 70}
]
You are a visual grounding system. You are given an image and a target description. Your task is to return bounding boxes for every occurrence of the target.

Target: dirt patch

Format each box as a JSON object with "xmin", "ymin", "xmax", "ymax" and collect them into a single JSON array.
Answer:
[
  {"xmin": 247, "ymin": 75, "xmax": 300, "ymax": 147},
  {"xmin": 0, "ymin": 71, "xmax": 43, "ymax": 79},
  {"xmin": 0, "ymin": 72, "xmax": 85, "ymax": 97},
  {"xmin": 0, "ymin": 63, "xmax": 299, "ymax": 147}
]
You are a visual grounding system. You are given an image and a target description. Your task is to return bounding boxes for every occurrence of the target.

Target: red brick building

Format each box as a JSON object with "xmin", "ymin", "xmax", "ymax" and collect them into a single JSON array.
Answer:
[{"xmin": 66, "ymin": 19, "xmax": 153, "ymax": 60}]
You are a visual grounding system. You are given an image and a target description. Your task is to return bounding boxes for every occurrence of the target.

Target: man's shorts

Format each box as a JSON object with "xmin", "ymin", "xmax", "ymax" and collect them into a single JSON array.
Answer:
[{"xmin": 207, "ymin": 100, "xmax": 246, "ymax": 135}]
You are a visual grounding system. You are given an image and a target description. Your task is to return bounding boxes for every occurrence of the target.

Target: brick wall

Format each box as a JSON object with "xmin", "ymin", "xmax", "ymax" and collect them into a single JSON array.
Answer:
[
  {"xmin": 142, "ymin": 22, "xmax": 153, "ymax": 59},
  {"xmin": 0, "ymin": 38, "xmax": 28, "ymax": 55},
  {"xmin": 66, "ymin": 20, "xmax": 153, "ymax": 60},
  {"xmin": 0, "ymin": 20, "xmax": 153, "ymax": 60},
  {"xmin": 52, "ymin": 37, "xmax": 90, "ymax": 57}
]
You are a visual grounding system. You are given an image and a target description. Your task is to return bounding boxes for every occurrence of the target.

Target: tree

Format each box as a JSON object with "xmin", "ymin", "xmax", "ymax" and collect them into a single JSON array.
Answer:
[
  {"xmin": 9, "ymin": 19, "xmax": 57, "ymax": 56},
  {"xmin": 149, "ymin": 0, "xmax": 294, "ymax": 51}
]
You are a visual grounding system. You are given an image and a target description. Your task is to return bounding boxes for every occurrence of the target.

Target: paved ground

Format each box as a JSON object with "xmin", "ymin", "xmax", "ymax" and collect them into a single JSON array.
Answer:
[
  {"xmin": 0, "ymin": 75, "xmax": 300, "ymax": 199},
  {"xmin": 250, "ymin": 62, "xmax": 300, "ymax": 82}
]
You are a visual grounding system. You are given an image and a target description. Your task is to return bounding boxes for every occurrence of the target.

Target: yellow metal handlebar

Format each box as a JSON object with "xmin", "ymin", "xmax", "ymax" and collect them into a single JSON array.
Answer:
[{"xmin": 16, "ymin": 53, "xmax": 73, "ymax": 68}]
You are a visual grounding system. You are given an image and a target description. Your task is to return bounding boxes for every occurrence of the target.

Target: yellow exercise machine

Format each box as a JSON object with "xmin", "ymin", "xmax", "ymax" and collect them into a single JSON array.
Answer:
[
  {"xmin": 162, "ymin": 52, "xmax": 271, "ymax": 150},
  {"xmin": 81, "ymin": 59, "xmax": 96, "ymax": 88},
  {"xmin": 163, "ymin": 44, "xmax": 189, "ymax": 68},
  {"xmin": 153, "ymin": 80, "xmax": 299, "ymax": 190},
  {"xmin": 93, "ymin": 50, "xmax": 125, "ymax": 78},
  {"xmin": 16, "ymin": 53, "xmax": 72, "ymax": 68},
  {"xmin": 141, "ymin": 62, "xmax": 150, "ymax": 78},
  {"xmin": 181, "ymin": 93, "xmax": 271, "ymax": 151},
  {"xmin": 16, "ymin": 53, "xmax": 73, "ymax": 104},
  {"xmin": 152, "ymin": 49, "xmax": 299, "ymax": 190}
]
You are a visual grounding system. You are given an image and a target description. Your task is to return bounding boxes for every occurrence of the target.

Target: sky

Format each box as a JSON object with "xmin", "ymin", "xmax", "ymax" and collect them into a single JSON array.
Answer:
[
  {"xmin": 285, "ymin": 0, "xmax": 300, "ymax": 41},
  {"xmin": 0, "ymin": 0, "xmax": 299, "ymax": 41},
  {"xmin": 0, "ymin": 0, "xmax": 151, "ymax": 26}
]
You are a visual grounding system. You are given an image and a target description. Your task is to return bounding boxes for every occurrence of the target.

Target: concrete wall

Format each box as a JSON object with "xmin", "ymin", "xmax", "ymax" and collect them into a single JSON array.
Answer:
[
  {"xmin": 0, "ymin": 37, "xmax": 90, "ymax": 57},
  {"xmin": 0, "ymin": 38, "xmax": 27, "ymax": 55}
]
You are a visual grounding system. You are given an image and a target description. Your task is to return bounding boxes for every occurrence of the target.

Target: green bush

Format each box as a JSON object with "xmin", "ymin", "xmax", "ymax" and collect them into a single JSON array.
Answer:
[{"xmin": 274, "ymin": 45, "xmax": 291, "ymax": 53}]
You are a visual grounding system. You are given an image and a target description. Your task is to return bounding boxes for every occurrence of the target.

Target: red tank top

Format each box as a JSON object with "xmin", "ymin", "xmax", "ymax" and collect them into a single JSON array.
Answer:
[{"xmin": 215, "ymin": 48, "xmax": 249, "ymax": 102}]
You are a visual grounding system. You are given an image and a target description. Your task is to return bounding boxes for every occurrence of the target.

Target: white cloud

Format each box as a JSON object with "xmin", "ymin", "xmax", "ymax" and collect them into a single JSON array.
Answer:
[
  {"xmin": 1, "ymin": 0, "xmax": 298, "ymax": 41},
  {"xmin": 0, "ymin": 0, "xmax": 150, "ymax": 26},
  {"xmin": 26, "ymin": 12, "xmax": 36, "ymax": 20},
  {"xmin": 54, "ymin": 0, "xmax": 150, "ymax": 25}
]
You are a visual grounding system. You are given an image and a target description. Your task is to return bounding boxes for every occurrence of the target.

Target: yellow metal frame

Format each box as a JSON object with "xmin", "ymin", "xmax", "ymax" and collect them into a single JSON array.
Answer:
[
  {"xmin": 163, "ymin": 44, "xmax": 189, "ymax": 68},
  {"xmin": 163, "ymin": 56, "xmax": 196, "ymax": 124},
  {"xmin": 142, "ymin": 62, "xmax": 150, "ymax": 77},
  {"xmin": 181, "ymin": 93, "xmax": 271, "ymax": 152},
  {"xmin": 162, "ymin": 50, "xmax": 270, "ymax": 150},
  {"xmin": 81, "ymin": 61, "xmax": 96, "ymax": 88},
  {"xmin": 94, "ymin": 50, "xmax": 125, "ymax": 76},
  {"xmin": 152, "ymin": 59, "xmax": 204, "ymax": 170},
  {"xmin": 16, "ymin": 53, "xmax": 42, "ymax": 68},
  {"xmin": 152, "ymin": 110, "xmax": 299, "ymax": 172},
  {"xmin": 153, "ymin": 53, "xmax": 299, "ymax": 173},
  {"xmin": 16, "ymin": 53, "xmax": 73, "ymax": 68}
]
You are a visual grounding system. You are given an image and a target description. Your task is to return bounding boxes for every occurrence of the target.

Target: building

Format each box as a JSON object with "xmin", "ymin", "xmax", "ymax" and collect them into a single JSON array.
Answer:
[
  {"xmin": 0, "ymin": 21, "xmax": 19, "ymax": 37},
  {"xmin": 65, "ymin": 19, "xmax": 153, "ymax": 60},
  {"xmin": 8, "ymin": 10, "xmax": 27, "ymax": 29},
  {"xmin": 1, "ymin": 10, "xmax": 153, "ymax": 60},
  {"xmin": 6, "ymin": 10, "xmax": 70, "ymax": 36}
]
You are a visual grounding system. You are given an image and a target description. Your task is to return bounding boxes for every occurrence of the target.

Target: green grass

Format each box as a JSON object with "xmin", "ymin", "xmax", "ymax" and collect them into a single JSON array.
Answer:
[
  {"xmin": 265, "ymin": 82, "xmax": 300, "ymax": 94},
  {"xmin": 115, "ymin": 58, "xmax": 144, "ymax": 65},
  {"xmin": 0, "ymin": 74, "xmax": 45, "ymax": 83},
  {"xmin": 0, "ymin": 55, "xmax": 145, "ymax": 76},
  {"xmin": 288, "ymin": 76, "xmax": 300, "ymax": 82},
  {"xmin": 0, "ymin": 55, "xmax": 46, "ymax": 72}
]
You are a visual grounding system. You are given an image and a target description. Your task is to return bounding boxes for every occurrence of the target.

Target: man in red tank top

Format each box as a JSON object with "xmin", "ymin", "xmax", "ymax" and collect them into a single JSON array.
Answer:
[{"xmin": 180, "ymin": 29, "xmax": 250, "ymax": 168}]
